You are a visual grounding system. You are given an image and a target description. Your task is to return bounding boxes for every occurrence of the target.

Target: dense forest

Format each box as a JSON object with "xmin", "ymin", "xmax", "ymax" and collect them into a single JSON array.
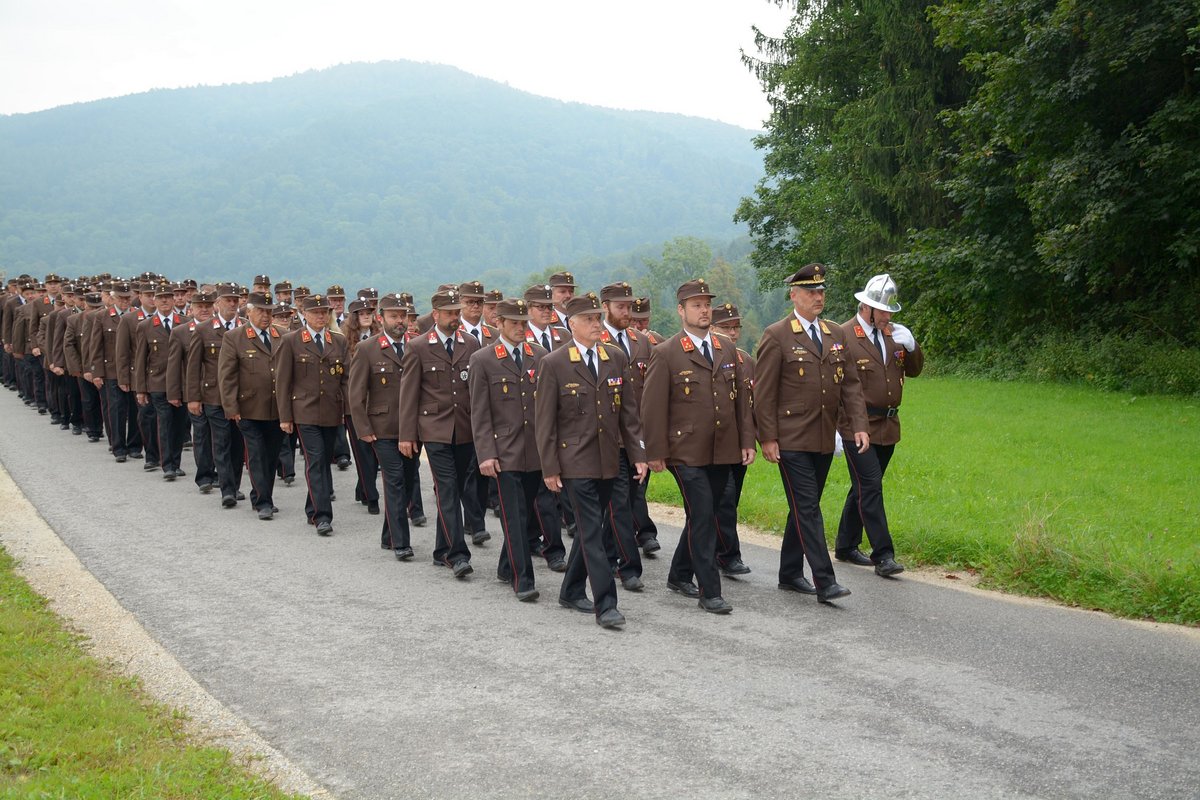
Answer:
[
  {"xmin": 740, "ymin": 0, "xmax": 1200, "ymax": 395},
  {"xmin": 0, "ymin": 61, "xmax": 762, "ymax": 300}
]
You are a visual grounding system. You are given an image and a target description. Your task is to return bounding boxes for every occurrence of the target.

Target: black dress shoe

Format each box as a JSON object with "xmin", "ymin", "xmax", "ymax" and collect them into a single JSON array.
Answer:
[
  {"xmin": 143, "ymin": 462, "xmax": 159, "ymax": 471},
  {"xmin": 452, "ymin": 560, "xmax": 473, "ymax": 578},
  {"xmin": 367, "ymin": 502, "xmax": 380, "ymax": 515},
  {"xmin": 875, "ymin": 558, "xmax": 905, "ymax": 577},
  {"xmin": 114, "ymin": 455, "xmax": 127, "ymax": 463},
  {"xmin": 817, "ymin": 582, "xmax": 852, "ymax": 604},
  {"xmin": 472, "ymin": 530, "xmax": 491, "ymax": 546},
  {"xmin": 129, "ymin": 452, "xmax": 144, "ymax": 459},
  {"xmin": 336, "ymin": 456, "xmax": 351, "ymax": 470},
  {"xmin": 558, "ymin": 596, "xmax": 594, "ymax": 614},
  {"xmin": 316, "ymin": 520, "xmax": 333, "ymax": 536},
  {"xmin": 283, "ymin": 475, "xmax": 294, "ymax": 485},
  {"xmin": 565, "ymin": 522, "xmax": 577, "ymax": 538},
  {"xmin": 222, "ymin": 496, "xmax": 237, "ymax": 509},
  {"xmin": 597, "ymin": 608, "xmax": 626, "ymax": 628},
  {"xmin": 330, "ymin": 491, "xmax": 336, "ymax": 501},
  {"xmin": 87, "ymin": 434, "xmax": 100, "ymax": 442},
  {"xmin": 72, "ymin": 427, "xmax": 82, "ymax": 435},
  {"xmin": 836, "ymin": 548, "xmax": 873, "ymax": 566},
  {"xmin": 163, "ymin": 471, "xmax": 176, "ymax": 482},
  {"xmin": 394, "ymin": 547, "xmax": 414, "ymax": 561},
  {"xmin": 199, "ymin": 482, "xmax": 214, "ymax": 494},
  {"xmin": 621, "ymin": 575, "xmax": 644, "ymax": 591},
  {"xmin": 639, "ymin": 537, "xmax": 661, "ymax": 554},
  {"xmin": 257, "ymin": 507, "xmax": 274, "ymax": 520},
  {"xmin": 272, "ymin": 506, "xmax": 279, "ymax": 514},
  {"xmin": 516, "ymin": 589, "xmax": 540, "ymax": 602},
  {"xmin": 720, "ymin": 559, "xmax": 752, "ymax": 576},
  {"xmin": 547, "ymin": 557, "xmax": 567, "ymax": 573},
  {"xmin": 410, "ymin": 515, "xmax": 427, "ymax": 527},
  {"xmin": 236, "ymin": 491, "xmax": 246, "ymax": 501},
  {"xmin": 699, "ymin": 596, "xmax": 733, "ymax": 614},
  {"xmin": 778, "ymin": 576, "xmax": 818, "ymax": 595},
  {"xmin": 174, "ymin": 468, "xmax": 186, "ymax": 477},
  {"xmin": 667, "ymin": 580, "xmax": 700, "ymax": 598}
]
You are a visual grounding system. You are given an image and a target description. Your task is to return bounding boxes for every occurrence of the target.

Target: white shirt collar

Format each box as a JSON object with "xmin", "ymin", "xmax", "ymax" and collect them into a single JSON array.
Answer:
[
  {"xmin": 794, "ymin": 309, "xmax": 818, "ymax": 329},
  {"xmin": 684, "ymin": 329, "xmax": 712, "ymax": 352},
  {"xmin": 572, "ymin": 339, "xmax": 596, "ymax": 360},
  {"xmin": 527, "ymin": 321, "xmax": 548, "ymax": 338}
]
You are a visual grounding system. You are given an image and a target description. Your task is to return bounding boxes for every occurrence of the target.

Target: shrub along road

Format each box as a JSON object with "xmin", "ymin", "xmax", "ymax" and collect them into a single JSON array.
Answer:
[{"xmin": 0, "ymin": 390, "xmax": 1196, "ymax": 800}]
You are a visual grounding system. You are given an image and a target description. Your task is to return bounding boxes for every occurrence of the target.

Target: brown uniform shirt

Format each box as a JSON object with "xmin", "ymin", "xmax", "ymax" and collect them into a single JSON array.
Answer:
[
  {"xmin": 165, "ymin": 322, "xmax": 198, "ymax": 404},
  {"xmin": 115, "ymin": 307, "xmax": 150, "ymax": 387},
  {"xmin": 469, "ymin": 338, "xmax": 546, "ymax": 473},
  {"xmin": 642, "ymin": 331, "xmax": 755, "ymax": 466},
  {"xmin": 534, "ymin": 341, "xmax": 645, "ymax": 480},
  {"xmin": 398, "ymin": 327, "xmax": 479, "ymax": 444},
  {"xmin": 217, "ymin": 324, "xmax": 281, "ymax": 420},
  {"xmin": 45, "ymin": 305, "xmax": 70, "ymax": 370},
  {"xmin": 275, "ymin": 327, "xmax": 349, "ymax": 427},
  {"xmin": 347, "ymin": 333, "xmax": 405, "ymax": 440},
  {"xmin": 836, "ymin": 317, "xmax": 924, "ymax": 446},
  {"xmin": 186, "ymin": 318, "xmax": 238, "ymax": 406},
  {"xmin": 134, "ymin": 312, "xmax": 186, "ymax": 394},
  {"xmin": 754, "ymin": 313, "xmax": 868, "ymax": 453},
  {"xmin": 84, "ymin": 307, "xmax": 127, "ymax": 381},
  {"xmin": 63, "ymin": 310, "xmax": 86, "ymax": 376}
]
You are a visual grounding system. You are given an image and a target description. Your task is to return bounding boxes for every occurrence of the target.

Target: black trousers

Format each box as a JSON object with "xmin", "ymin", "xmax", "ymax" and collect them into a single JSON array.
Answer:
[
  {"xmin": 297, "ymin": 423, "xmax": 337, "ymax": 524},
  {"xmin": 715, "ymin": 463, "xmax": 746, "ymax": 565},
  {"xmin": 333, "ymin": 423, "xmax": 351, "ymax": 461},
  {"xmin": 188, "ymin": 408, "xmax": 217, "ymax": 487},
  {"xmin": 494, "ymin": 470, "xmax": 541, "ymax": 594},
  {"xmin": 667, "ymin": 464, "xmax": 730, "ymax": 600},
  {"xmin": 373, "ymin": 440, "xmax": 412, "ymax": 551},
  {"xmin": 63, "ymin": 375, "xmax": 82, "ymax": 428},
  {"xmin": 777, "ymin": 450, "xmax": 837, "ymax": 589},
  {"xmin": 346, "ymin": 416, "xmax": 379, "ymax": 505},
  {"xmin": 531, "ymin": 483, "xmax": 566, "ymax": 563},
  {"xmin": 277, "ymin": 430, "xmax": 296, "ymax": 479},
  {"xmin": 45, "ymin": 371, "xmax": 59, "ymax": 417},
  {"xmin": 604, "ymin": 449, "xmax": 642, "ymax": 580},
  {"xmin": 104, "ymin": 379, "xmax": 136, "ymax": 457},
  {"xmin": 837, "ymin": 442, "xmax": 897, "ymax": 561},
  {"xmin": 24, "ymin": 355, "xmax": 46, "ymax": 409},
  {"xmin": 133, "ymin": 393, "xmax": 154, "ymax": 461},
  {"xmin": 460, "ymin": 459, "xmax": 486, "ymax": 536},
  {"xmin": 424, "ymin": 441, "xmax": 475, "ymax": 566},
  {"xmin": 78, "ymin": 378, "xmax": 102, "ymax": 437},
  {"xmin": 559, "ymin": 477, "xmax": 619, "ymax": 616},
  {"xmin": 404, "ymin": 451, "xmax": 424, "ymax": 519},
  {"xmin": 239, "ymin": 418, "xmax": 283, "ymax": 513},
  {"xmin": 631, "ymin": 469, "xmax": 658, "ymax": 542},
  {"xmin": 2, "ymin": 351, "xmax": 13, "ymax": 386},
  {"xmin": 151, "ymin": 392, "xmax": 188, "ymax": 472},
  {"xmin": 204, "ymin": 404, "xmax": 243, "ymax": 500}
]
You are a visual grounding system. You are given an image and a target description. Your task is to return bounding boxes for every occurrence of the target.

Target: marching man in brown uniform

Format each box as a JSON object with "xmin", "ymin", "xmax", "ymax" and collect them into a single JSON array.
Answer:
[
  {"xmin": 348, "ymin": 294, "xmax": 414, "ymax": 560},
  {"xmin": 399, "ymin": 289, "xmax": 482, "ymax": 577},
  {"xmin": 755, "ymin": 262, "xmax": 869, "ymax": 604},
  {"xmin": 167, "ymin": 289, "xmax": 218, "ymax": 493},
  {"xmin": 710, "ymin": 303, "xmax": 756, "ymax": 576},
  {"xmin": 469, "ymin": 298, "xmax": 547, "ymax": 602},
  {"xmin": 134, "ymin": 284, "xmax": 189, "ymax": 481},
  {"xmin": 643, "ymin": 280, "xmax": 756, "ymax": 613},
  {"xmin": 276, "ymin": 294, "xmax": 349, "ymax": 536},
  {"xmin": 218, "ymin": 292, "xmax": 283, "ymax": 521},
  {"xmin": 119, "ymin": 283, "xmax": 156, "ymax": 468},
  {"xmin": 86, "ymin": 282, "xmax": 142, "ymax": 462},
  {"xmin": 834, "ymin": 274, "xmax": 923, "ymax": 577},
  {"xmin": 535, "ymin": 293, "xmax": 648, "ymax": 629},
  {"xmin": 188, "ymin": 284, "xmax": 246, "ymax": 507}
]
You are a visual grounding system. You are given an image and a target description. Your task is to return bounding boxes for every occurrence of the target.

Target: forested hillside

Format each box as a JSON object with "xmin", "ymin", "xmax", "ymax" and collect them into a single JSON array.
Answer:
[{"xmin": 0, "ymin": 61, "xmax": 761, "ymax": 295}]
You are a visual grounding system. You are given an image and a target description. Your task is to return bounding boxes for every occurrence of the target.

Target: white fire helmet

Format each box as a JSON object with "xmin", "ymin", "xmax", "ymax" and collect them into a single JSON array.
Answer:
[{"xmin": 855, "ymin": 273, "xmax": 901, "ymax": 313}]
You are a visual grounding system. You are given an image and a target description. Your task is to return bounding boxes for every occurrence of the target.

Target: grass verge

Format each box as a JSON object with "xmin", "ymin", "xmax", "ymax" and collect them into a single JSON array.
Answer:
[
  {"xmin": 647, "ymin": 376, "xmax": 1200, "ymax": 625},
  {"xmin": 0, "ymin": 545, "xmax": 304, "ymax": 800}
]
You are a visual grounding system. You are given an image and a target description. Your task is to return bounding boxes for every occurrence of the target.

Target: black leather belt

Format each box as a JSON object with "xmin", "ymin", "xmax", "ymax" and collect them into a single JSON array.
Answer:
[{"xmin": 867, "ymin": 406, "xmax": 900, "ymax": 418}]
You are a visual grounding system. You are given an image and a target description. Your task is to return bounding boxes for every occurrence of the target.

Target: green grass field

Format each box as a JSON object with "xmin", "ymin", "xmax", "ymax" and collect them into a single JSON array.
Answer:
[
  {"xmin": 647, "ymin": 377, "xmax": 1200, "ymax": 625},
  {"xmin": 0, "ymin": 546, "xmax": 302, "ymax": 800}
]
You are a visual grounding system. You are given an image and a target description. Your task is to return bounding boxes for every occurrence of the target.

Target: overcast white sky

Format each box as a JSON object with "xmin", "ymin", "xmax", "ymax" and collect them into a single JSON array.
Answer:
[{"xmin": 0, "ymin": 0, "xmax": 793, "ymax": 129}]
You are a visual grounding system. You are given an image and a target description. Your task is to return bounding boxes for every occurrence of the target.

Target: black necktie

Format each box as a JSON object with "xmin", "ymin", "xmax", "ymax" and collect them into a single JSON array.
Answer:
[
  {"xmin": 586, "ymin": 349, "xmax": 597, "ymax": 379},
  {"xmin": 541, "ymin": 331, "xmax": 550, "ymax": 351},
  {"xmin": 445, "ymin": 337, "xmax": 453, "ymax": 358},
  {"xmin": 617, "ymin": 331, "xmax": 629, "ymax": 357},
  {"xmin": 809, "ymin": 323, "xmax": 823, "ymax": 356},
  {"xmin": 262, "ymin": 331, "xmax": 271, "ymax": 351},
  {"xmin": 163, "ymin": 317, "xmax": 171, "ymax": 331},
  {"xmin": 315, "ymin": 332, "xmax": 324, "ymax": 353},
  {"xmin": 872, "ymin": 328, "xmax": 885, "ymax": 361},
  {"xmin": 471, "ymin": 327, "xmax": 481, "ymax": 342},
  {"xmin": 513, "ymin": 347, "xmax": 523, "ymax": 371},
  {"xmin": 701, "ymin": 339, "xmax": 713, "ymax": 366},
  {"xmin": 225, "ymin": 320, "xmax": 232, "ymax": 330}
]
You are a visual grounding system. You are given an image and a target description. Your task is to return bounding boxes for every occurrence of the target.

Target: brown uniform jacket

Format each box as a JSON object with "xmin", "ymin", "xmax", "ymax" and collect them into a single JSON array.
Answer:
[
  {"xmin": 398, "ymin": 327, "xmax": 479, "ymax": 444},
  {"xmin": 460, "ymin": 321, "xmax": 498, "ymax": 348},
  {"xmin": 46, "ymin": 305, "xmax": 69, "ymax": 370},
  {"xmin": 642, "ymin": 332, "xmax": 754, "ymax": 466},
  {"xmin": 134, "ymin": 312, "xmax": 186, "ymax": 394},
  {"xmin": 347, "ymin": 333, "xmax": 405, "ymax": 441},
  {"xmin": 599, "ymin": 325, "xmax": 653, "ymax": 404},
  {"xmin": 217, "ymin": 324, "xmax": 281, "ymax": 420},
  {"xmin": 469, "ymin": 338, "xmax": 546, "ymax": 472},
  {"xmin": 165, "ymin": 322, "xmax": 198, "ymax": 404},
  {"xmin": 754, "ymin": 313, "xmax": 868, "ymax": 454},
  {"xmin": 275, "ymin": 327, "xmax": 349, "ymax": 427},
  {"xmin": 836, "ymin": 318, "xmax": 924, "ymax": 446},
  {"xmin": 63, "ymin": 310, "xmax": 86, "ymax": 376},
  {"xmin": 186, "ymin": 318, "xmax": 239, "ymax": 406},
  {"xmin": 534, "ymin": 341, "xmax": 645, "ymax": 480},
  {"xmin": 85, "ymin": 307, "xmax": 127, "ymax": 380},
  {"xmin": 0, "ymin": 295, "xmax": 21, "ymax": 345},
  {"xmin": 736, "ymin": 348, "xmax": 758, "ymax": 441},
  {"xmin": 115, "ymin": 307, "xmax": 150, "ymax": 387}
]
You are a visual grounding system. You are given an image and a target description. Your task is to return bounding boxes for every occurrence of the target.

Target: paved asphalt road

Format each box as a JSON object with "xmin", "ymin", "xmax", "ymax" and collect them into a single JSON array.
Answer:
[{"xmin": 1, "ymin": 391, "xmax": 1197, "ymax": 799}]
